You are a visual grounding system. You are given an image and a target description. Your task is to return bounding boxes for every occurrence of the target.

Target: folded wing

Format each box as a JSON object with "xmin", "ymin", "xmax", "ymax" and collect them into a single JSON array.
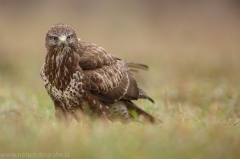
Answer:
[{"xmin": 78, "ymin": 40, "xmax": 153, "ymax": 104}]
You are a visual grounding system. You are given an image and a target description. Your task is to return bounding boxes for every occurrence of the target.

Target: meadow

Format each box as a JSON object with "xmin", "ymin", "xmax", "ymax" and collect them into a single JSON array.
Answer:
[{"xmin": 1, "ymin": 1, "xmax": 240, "ymax": 159}]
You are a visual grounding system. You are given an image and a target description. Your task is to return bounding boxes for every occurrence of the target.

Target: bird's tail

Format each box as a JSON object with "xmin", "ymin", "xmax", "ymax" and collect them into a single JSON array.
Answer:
[
  {"xmin": 125, "ymin": 61, "xmax": 149, "ymax": 72},
  {"xmin": 125, "ymin": 101, "xmax": 163, "ymax": 124}
]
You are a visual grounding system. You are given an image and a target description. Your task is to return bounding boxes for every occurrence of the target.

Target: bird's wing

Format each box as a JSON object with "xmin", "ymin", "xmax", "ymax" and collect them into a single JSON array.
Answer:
[{"xmin": 78, "ymin": 40, "xmax": 142, "ymax": 104}]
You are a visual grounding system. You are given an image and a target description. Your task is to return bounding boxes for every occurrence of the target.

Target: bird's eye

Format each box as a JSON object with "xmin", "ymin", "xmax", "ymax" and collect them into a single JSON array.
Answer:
[
  {"xmin": 52, "ymin": 36, "xmax": 58, "ymax": 40},
  {"xmin": 67, "ymin": 35, "xmax": 71, "ymax": 40}
]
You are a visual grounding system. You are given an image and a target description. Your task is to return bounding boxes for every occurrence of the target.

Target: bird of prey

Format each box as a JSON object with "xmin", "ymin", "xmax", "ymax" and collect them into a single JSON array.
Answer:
[{"xmin": 40, "ymin": 23, "xmax": 161, "ymax": 123}]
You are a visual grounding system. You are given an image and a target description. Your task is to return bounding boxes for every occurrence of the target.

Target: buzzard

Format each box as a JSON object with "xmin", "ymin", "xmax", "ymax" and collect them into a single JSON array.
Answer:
[{"xmin": 40, "ymin": 24, "xmax": 161, "ymax": 123}]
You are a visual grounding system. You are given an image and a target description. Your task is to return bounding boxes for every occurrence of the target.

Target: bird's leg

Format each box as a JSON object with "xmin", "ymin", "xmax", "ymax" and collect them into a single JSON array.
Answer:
[
  {"xmin": 54, "ymin": 104, "xmax": 75, "ymax": 124},
  {"xmin": 54, "ymin": 104, "xmax": 67, "ymax": 121}
]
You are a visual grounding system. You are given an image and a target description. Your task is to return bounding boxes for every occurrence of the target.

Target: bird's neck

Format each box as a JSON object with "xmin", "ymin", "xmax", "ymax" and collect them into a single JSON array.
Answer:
[{"xmin": 45, "ymin": 50, "xmax": 79, "ymax": 91}]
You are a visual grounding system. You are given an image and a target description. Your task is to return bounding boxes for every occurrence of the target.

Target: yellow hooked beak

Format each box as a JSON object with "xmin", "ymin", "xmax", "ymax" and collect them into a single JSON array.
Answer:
[{"xmin": 59, "ymin": 35, "xmax": 67, "ymax": 46}]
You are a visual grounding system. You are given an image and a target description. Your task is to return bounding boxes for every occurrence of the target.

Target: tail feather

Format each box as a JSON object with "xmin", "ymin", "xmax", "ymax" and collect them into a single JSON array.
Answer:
[
  {"xmin": 139, "ymin": 88, "xmax": 155, "ymax": 103},
  {"xmin": 116, "ymin": 60, "xmax": 161, "ymax": 123},
  {"xmin": 125, "ymin": 101, "xmax": 163, "ymax": 124},
  {"xmin": 125, "ymin": 61, "xmax": 149, "ymax": 71}
]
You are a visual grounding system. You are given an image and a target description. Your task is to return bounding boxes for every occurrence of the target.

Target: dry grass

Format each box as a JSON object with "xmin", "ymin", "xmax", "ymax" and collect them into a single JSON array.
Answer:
[{"xmin": 1, "ymin": 1, "xmax": 240, "ymax": 159}]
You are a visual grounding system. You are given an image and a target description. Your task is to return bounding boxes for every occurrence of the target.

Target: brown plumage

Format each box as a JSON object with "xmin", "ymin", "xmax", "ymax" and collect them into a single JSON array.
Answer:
[{"xmin": 40, "ymin": 23, "xmax": 162, "ymax": 123}]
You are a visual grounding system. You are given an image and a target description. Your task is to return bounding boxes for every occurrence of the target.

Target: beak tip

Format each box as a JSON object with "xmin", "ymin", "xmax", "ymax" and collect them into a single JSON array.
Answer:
[
  {"xmin": 59, "ymin": 36, "xmax": 67, "ymax": 46},
  {"xmin": 59, "ymin": 36, "xmax": 66, "ymax": 42}
]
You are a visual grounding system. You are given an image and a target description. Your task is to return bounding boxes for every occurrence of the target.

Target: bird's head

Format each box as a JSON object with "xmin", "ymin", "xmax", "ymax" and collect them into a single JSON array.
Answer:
[{"xmin": 45, "ymin": 24, "xmax": 78, "ymax": 54}]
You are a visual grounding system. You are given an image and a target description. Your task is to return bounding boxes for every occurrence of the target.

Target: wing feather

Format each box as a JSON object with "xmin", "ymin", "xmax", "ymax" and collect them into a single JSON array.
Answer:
[
  {"xmin": 77, "ymin": 39, "xmax": 153, "ymax": 103},
  {"xmin": 79, "ymin": 40, "xmax": 115, "ymax": 70}
]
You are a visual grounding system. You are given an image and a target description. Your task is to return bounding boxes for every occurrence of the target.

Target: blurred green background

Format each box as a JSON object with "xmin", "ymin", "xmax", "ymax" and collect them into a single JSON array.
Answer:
[
  {"xmin": 1, "ymin": 0, "xmax": 240, "ymax": 159},
  {"xmin": 1, "ymin": 0, "xmax": 240, "ymax": 91}
]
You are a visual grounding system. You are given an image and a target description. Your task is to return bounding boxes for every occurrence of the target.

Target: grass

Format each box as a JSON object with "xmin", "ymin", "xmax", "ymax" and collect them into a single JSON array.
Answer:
[{"xmin": 1, "ymin": 67, "xmax": 240, "ymax": 159}]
